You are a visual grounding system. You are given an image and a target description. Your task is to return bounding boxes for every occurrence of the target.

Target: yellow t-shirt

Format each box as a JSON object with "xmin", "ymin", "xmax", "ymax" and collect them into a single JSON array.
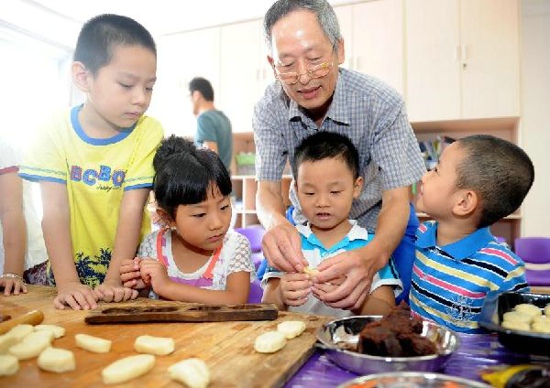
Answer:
[{"xmin": 19, "ymin": 106, "xmax": 164, "ymax": 286}]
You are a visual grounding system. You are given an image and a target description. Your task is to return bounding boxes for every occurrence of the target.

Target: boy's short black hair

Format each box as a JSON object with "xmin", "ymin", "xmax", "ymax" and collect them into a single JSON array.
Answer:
[
  {"xmin": 74, "ymin": 14, "xmax": 156, "ymax": 75},
  {"xmin": 189, "ymin": 77, "xmax": 214, "ymax": 101},
  {"xmin": 293, "ymin": 131, "xmax": 360, "ymax": 179},
  {"xmin": 455, "ymin": 134, "xmax": 534, "ymax": 228},
  {"xmin": 153, "ymin": 135, "xmax": 232, "ymax": 219}
]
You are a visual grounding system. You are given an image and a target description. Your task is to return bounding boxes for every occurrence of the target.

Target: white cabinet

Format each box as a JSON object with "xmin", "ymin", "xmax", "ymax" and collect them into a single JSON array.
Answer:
[
  {"xmin": 334, "ymin": 0, "xmax": 404, "ymax": 95},
  {"xmin": 406, "ymin": 0, "xmax": 520, "ymax": 122},
  {"xmin": 219, "ymin": 20, "xmax": 273, "ymax": 133},
  {"xmin": 152, "ymin": 28, "xmax": 221, "ymax": 138}
]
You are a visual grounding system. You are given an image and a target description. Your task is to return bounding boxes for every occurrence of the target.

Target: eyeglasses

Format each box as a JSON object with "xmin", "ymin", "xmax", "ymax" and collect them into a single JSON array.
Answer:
[{"xmin": 274, "ymin": 62, "xmax": 333, "ymax": 85}]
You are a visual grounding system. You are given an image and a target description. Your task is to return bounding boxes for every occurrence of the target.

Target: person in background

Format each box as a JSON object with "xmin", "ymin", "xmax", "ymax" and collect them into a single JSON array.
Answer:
[
  {"xmin": 120, "ymin": 136, "xmax": 255, "ymax": 304},
  {"xmin": 262, "ymin": 132, "xmax": 402, "ymax": 317},
  {"xmin": 411, "ymin": 134, "xmax": 534, "ymax": 333},
  {"xmin": 253, "ymin": 0, "xmax": 425, "ymax": 310},
  {"xmin": 189, "ymin": 77, "xmax": 233, "ymax": 174},
  {"xmin": 19, "ymin": 14, "xmax": 163, "ymax": 310},
  {"xmin": 0, "ymin": 141, "xmax": 48, "ymax": 295}
]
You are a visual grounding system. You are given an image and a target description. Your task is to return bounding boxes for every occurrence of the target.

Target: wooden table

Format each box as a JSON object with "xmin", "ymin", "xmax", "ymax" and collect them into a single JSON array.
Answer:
[{"xmin": 0, "ymin": 286, "xmax": 330, "ymax": 387}]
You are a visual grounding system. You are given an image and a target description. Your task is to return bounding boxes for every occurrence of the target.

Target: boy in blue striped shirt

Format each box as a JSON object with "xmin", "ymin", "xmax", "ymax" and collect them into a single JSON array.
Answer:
[{"xmin": 411, "ymin": 135, "xmax": 534, "ymax": 333}]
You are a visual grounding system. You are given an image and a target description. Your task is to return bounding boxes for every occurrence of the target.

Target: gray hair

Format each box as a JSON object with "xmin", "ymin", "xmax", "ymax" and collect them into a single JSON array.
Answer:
[{"xmin": 263, "ymin": 0, "xmax": 342, "ymax": 53}]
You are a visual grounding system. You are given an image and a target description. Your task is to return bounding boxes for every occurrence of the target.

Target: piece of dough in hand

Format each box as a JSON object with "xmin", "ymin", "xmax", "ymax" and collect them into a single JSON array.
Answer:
[
  {"xmin": 0, "ymin": 354, "xmax": 19, "ymax": 376},
  {"xmin": 134, "ymin": 335, "xmax": 174, "ymax": 355},
  {"xmin": 75, "ymin": 333, "xmax": 112, "ymax": 353},
  {"xmin": 254, "ymin": 331, "xmax": 287, "ymax": 353},
  {"xmin": 277, "ymin": 321, "xmax": 306, "ymax": 339},
  {"xmin": 169, "ymin": 358, "xmax": 210, "ymax": 388},
  {"xmin": 303, "ymin": 266, "xmax": 319, "ymax": 277},
  {"xmin": 38, "ymin": 347, "xmax": 75, "ymax": 373},
  {"xmin": 102, "ymin": 354, "xmax": 155, "ymax": 385}
]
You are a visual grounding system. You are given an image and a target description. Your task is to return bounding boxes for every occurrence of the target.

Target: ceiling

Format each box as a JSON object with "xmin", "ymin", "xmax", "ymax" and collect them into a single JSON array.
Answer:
[{"xmin": 1, "ymin": 0, "xmax": 358, "ymax": 52}]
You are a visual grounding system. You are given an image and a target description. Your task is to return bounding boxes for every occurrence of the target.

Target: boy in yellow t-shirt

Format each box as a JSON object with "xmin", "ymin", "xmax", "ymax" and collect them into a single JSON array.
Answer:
[{"xmin": 19, "ymin": 14, "xmax": 163, "ymax": 310}]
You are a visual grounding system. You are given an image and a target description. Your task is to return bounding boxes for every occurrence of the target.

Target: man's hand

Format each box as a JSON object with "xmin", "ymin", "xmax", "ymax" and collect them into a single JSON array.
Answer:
[
  {"xmin": 313, "ymin": 244, "xmax": 388, "ymax": 311},
  {"xmin": 262, "ymin": 223, "xmax": 307, "ymax": 273},
  {"xmin": 53, "ymin": 281, "xmax": 99, "ymax": 310},
  {"xmin": 120, "ymin": 257, "xmax": 146, "ymax": 289},
  {"xmin": 96, "ymin": 278, "xmax": 138, "ymax": 303},
  {"xmin": 279, "ymin": 272, "xmax": 311, "ymax": 307}
]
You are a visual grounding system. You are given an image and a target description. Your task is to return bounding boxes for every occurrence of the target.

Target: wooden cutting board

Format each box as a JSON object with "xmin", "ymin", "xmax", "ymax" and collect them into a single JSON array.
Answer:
[{"xmin": 0, "ymin": 286, "xmax": 330, "ymax": 388}]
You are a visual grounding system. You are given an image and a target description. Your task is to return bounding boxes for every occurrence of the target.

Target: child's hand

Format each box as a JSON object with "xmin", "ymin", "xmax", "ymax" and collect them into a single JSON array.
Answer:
[
  {"xmin": 120, "ymin": 257, "xmax": 146, "ymax": 289},
  {"xmin": 54, "ymin": 282, "xmax": 99, "ymax": 310},
  {"xmin": 0, "ymin": 274, "xmax": 28, "ymax": 296},
  {"xmin": 95, "ymin": 278, "xmax": 138, "ymax": 303},
  {"xmin": 139, "ymin": 259, "xmax": 169, "ymax": 292},
  {"xmin": 279, "ymin": 272, "xmax": 311, "ymax": 307}
]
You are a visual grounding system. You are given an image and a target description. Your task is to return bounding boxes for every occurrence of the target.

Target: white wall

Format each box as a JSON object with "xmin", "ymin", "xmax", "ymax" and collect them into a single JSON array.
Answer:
[{"xmin": 521, "ymin": 0, "xmax": 550, "ymax": 237}]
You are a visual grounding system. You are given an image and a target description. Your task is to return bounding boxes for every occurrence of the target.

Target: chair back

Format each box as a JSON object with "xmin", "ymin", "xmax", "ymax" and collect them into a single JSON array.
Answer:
[
  {"xmin": 514, "ymin": 237, "xmax": 550, "ymax": 264},
  {"xmin": 235, "ymin": 226, "xmax": 266, "ymax": 253}
]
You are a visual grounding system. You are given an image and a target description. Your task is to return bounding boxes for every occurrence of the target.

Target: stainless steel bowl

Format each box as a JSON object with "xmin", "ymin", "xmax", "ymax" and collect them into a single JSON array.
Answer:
[
  {"xmin": 337, "ymin": 372, "xmax": 492, "ymax": 388},
  {"xmin": 316, "ymin": 315, "xmax": 461, "ymax": 375}
]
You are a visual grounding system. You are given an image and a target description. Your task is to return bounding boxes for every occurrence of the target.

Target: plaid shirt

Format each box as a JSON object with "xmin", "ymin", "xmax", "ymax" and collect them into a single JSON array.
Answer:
[{"xmin": 252, "ymin": 67, "xmax": 426, "ymax": 232}]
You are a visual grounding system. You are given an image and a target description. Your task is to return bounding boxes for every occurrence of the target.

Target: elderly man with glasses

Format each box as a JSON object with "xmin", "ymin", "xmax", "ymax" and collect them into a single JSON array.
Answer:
[{"xmin": 253, "ymin": 0, "xmax": 426, "ymax": 311}]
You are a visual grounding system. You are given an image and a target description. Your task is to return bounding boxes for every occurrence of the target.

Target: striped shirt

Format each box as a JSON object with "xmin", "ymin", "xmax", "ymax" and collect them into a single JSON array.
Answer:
[
  {"xmin": 252, "ymin": 67, "xmax": 426, "ymax": 232},
  {"xmin": 410, "ymin": 221, "xmax": 530, "ymax": 333},
  {"xmin": 262, "ymin": 220, "xmax": 403, "ymax": 318}
]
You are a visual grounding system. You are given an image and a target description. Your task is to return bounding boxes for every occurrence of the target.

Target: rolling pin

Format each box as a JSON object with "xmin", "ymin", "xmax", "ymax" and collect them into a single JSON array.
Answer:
[{"xmin": 0, "ymin": 310, "xmax": 44, "ymax": 335}]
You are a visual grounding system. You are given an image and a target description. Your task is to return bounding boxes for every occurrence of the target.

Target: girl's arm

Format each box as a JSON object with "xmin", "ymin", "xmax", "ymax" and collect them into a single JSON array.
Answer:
[
  {"xmin": 41, "ymin": 181, "xmax": 99, "ymax": 310},
  {"xmin": 143, "ymin": 259, "xmax": 251, "ymax": 305},
  {"xmin": 96, "ymin": 188, "xmax": 149, "ymax": 302},
  {"xmin": 0, "ymin": 170, "xmax": 27, "ymax": 295}
]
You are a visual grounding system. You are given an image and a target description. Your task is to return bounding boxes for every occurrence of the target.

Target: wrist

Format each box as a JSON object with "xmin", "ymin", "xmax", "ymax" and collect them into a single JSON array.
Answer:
[{"xmin": 2, "ymin": 273, "xmax": 25, "ymax": 282}]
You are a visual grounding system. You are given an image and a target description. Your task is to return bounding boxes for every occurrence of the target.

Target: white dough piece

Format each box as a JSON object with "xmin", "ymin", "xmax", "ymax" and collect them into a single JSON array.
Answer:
[
  {"xmin": 38, "ymin": 347, "xmax": 76, "ymax": 373},
  {"xmin": 514, "ymin": 303, "xmax": 542, "ymax": 318},
  {"xmin": 502, "ymin": 311, "xmax": 532, "ymax": 324},
  {"xmin": 102, "ymin": 354, "xmax": 155, "ymax": 385},
  {"xmin": 168, "ymin": 358, "xmax": 210, "ymax": 388},
  {"xmin": 502, "ymin": 320, "xmax": 531, "ymax": 331},
  {"xmin": 0, "ymin": 334, "xmax": 19, "ymax": 354},
  {"xmin": 75, "ymin": 333, "xmax": 112, "ymax": 353},
  {"xmin": 0, "ymin": 354, "xmax": 19, "ymax": 376},
  {"xmin": 277, "ymin": 321, "xmax": 307, "ymax": 339},
  {"xmin": 532, "ymin": 320, "xmax": 550, "ymax": 334},
  {"xmin": 24, "ymin": 330, "xmax": 55, "ymax": 343},
  {"xmin": 303, "ymin": 266, "xmax": 319, "ymax": 277},
  {"xmin": 134, "ymin": 335, "xmax": 175, "ymax": 355},
  {"xmin": 8, "ymin": 333, "xmax": 51, "ymax": 360},
  {"xmin": 254, "ymin": 331, "xmax": 287, "ymax": 353},
  {"xmin": 6, "ymin": 324, "xmax": 34, "ymax": 342},
  {"xmin": 35, "ymin": 324, "xmax": 66, "ymax": 339}
]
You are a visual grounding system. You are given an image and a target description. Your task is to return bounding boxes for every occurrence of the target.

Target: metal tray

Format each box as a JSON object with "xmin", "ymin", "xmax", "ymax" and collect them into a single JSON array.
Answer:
[
  {"xmin": 478, "ymin": 292, "xmax": 550, "ymax": 356},
  {"xmin": 316, "ymin": 316, "xmax": 460, "ymax": 375},
  {"xmin": 338, "ymin": 372, "xmax": 492, "ymax": 388}
]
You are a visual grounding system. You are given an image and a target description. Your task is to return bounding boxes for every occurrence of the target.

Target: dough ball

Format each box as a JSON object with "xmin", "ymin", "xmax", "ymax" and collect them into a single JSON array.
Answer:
[
  {"xmin": 6, "ymin": 324, "xmax": 34, "ymax": 342},
  {"xmin": 35, "ymin": 324, "xmax": 66, "ymax": 339},
  {"xmin": 38, "ymin": 347, "xmax": 76, "ymax": 373},
  {"xmin": 75, "ymin": 333, "xmax": 112, "ymax": 353},
  {"xmin": 531, "ymin": 317, "xmax": 550, "ymax": 334},
  {"xmin": 168, "ymin": 358, "xmax": 210, "ymax": 388},
  {"xmin": 0, "ymin": 333, "xmax": 19, "ymax": 354},
  {"xmin": 254, "ymin": 331, "xmax": 287, "ymax": 353},
  {"xmin": 277, "ymin": 321, "xmax": 306, "ymax": 339},
  {"xmin": 303, "ymin": 267, "xmax": 319, "ymax": 277},
  {"xmin": 0, "ymin": 354, "xmax": 19, "ymax": 376},
  {"xmin": 503, "ymin": 311, "xmax": 532, "ymax": 324},
  {"xmin": 514, "ymin": 303, "xmax": 542, "ymax": 319},
  {"xmin": 134, "ymin": 335, "xmax": 174, "ymax": 356},
  {"xmin": 102, "ymin": 354, "xmax": 155, "ymax": 385},
  {"xmin": 8, "ymin": 331, "xmax": 52, "ymax": 360},
  {"xmin": 502, "ymin": 320, "xmax": 531, "ymax": 332}
]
